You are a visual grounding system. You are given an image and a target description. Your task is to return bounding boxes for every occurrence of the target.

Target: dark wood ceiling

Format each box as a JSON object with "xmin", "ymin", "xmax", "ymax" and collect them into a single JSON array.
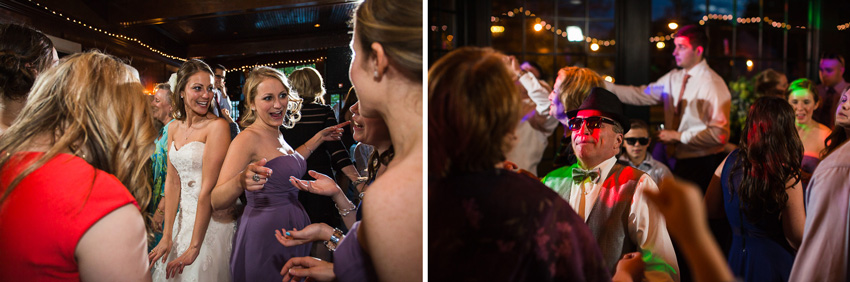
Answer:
[{"xmin": 1, "ymin": 0, "xmax": 357, "ymax": 69}]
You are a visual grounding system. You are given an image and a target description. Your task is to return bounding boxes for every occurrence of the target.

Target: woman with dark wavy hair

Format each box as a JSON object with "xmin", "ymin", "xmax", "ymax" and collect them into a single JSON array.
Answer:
[
  {"xmin": 705, "ymin": 96, "xmax": 805, "ymax": 282},
  {"xmin": 0, "ymin": 23, "xmax": 57, "ymax": 134}
]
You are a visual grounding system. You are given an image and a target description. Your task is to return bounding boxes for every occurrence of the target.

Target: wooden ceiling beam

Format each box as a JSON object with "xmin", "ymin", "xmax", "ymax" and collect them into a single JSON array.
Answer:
[
  {"xmin": 111, "ymin": 0, "xmax": 356, "ymax": 27},
  {"xmin": 186, "ymin": 32, "xmax": 351, "ymax": 59}
]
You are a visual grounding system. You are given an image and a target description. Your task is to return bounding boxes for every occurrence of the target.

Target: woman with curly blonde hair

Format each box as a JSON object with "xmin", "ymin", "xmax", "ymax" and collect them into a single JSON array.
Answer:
[
  {"xmin": 0, "ymin": 51, "xmax": 156, "ymax": 280},
  {"xmin": 210, "ymin": 66, "xmax": 346, "ymax": 281}
]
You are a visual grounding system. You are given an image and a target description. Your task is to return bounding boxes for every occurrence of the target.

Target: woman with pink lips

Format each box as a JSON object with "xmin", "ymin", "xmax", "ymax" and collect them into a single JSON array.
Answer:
[
  {"xmin": 208, "ymin": 66, "xmax": 347, "ymax": 282},
  {"xmin": 786, "ymin": 78, "xmax": 831, "ymax": 189},
  {"xmin": 823, "ymin": 87, "xmax": 850, "ymax": 158}
]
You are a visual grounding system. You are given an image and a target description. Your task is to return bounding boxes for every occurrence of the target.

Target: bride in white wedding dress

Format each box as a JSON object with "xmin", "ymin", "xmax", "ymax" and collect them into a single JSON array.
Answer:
[{"xmin": 149, "ymin": 59, "xmax": 235, "ymax": 281}]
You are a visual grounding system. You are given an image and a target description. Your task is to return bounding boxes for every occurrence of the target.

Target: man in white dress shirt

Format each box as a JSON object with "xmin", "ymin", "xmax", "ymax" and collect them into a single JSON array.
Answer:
[
  {"xmin": 542, "ymin": 88, "xmax": 679, "ymax": 282},
  {"xmin": 603, "ymin": 25, "xmax": 730, "ymax": 192}
]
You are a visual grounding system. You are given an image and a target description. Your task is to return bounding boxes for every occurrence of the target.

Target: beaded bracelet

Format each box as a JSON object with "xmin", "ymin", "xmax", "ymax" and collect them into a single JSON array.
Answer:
[{"xmin": 335, "ymin": 202, "xmax": 357, "ymax": 217}]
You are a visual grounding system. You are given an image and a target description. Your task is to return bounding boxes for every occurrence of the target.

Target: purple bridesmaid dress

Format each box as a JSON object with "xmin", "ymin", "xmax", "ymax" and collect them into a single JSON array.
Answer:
[{"xmin": 230, "ymin": 153, "xmax": 311, "ymax": 281}]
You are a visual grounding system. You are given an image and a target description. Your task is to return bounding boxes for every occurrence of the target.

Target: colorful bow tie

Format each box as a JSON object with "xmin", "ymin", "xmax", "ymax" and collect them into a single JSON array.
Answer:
[{"xmin": 572, "ymin": 167, "xmax": 601, "ymax": 183}]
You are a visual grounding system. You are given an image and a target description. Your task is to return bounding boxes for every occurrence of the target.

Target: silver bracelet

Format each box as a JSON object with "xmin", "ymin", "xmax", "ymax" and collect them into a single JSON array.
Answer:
[
  {"xmin": 335, "ymin": 202, "xmax": 357, "ymax": 217},
  {"xmin": 324, "ymin": 228, "xmax": 344, "ymax": 252}
]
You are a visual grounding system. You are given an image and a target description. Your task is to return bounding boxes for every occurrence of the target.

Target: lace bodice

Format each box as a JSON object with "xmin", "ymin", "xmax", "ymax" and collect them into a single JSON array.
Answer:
[{"xmin": 169, "ymin": 141, "xmax": 233, "ymax": 222}]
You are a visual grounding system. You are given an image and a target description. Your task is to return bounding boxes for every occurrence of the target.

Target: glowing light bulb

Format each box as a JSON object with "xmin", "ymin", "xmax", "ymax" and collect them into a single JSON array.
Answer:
[
  {"xmin": 668, "ymin": 22, "xmax": 678, "ymax": 30},
  {"xmin": 533, "ymin": 23, "xmax": 542, "ymax": 31},
  {"xmin": 590, "ymin": 43, "xmax": 599, "ymax": 51}
]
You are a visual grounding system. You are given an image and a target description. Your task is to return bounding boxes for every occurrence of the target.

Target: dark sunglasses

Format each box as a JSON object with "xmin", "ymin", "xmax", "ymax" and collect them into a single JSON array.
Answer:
[
  {"xmin": 624, "ymin": 137, "xmax": 650, "ymax": 146},
  {"xmin": 567, "ymin": 116, "xmax": 619, "ymax": 131}
]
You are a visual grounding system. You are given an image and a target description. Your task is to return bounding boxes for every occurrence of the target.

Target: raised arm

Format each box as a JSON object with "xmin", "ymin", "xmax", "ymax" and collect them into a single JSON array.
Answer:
[
  {"xmin": 294, "ymin": 121, "xmax": 348, "ymax": 158},
  {"xmin": 604, "ymin": 80, "xmax": 665, "ymax": 106},
  {"xmin": 644, "ymin": 177, "xmax": 735, "ymax": 282},
  {"xmin": 165, "ymin": 119, "xmax": 230, "ymax": 278}
]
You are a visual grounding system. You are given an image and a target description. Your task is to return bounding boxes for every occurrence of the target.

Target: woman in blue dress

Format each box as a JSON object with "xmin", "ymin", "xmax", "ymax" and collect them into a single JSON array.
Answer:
[{"xmin": 705, "ymin": 96, "xmax": 806, "ymax": 281}]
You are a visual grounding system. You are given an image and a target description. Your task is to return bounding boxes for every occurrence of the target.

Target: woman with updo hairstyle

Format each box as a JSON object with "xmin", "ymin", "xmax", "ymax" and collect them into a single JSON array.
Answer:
[
  {"xmin": 149, "ymin": 59, "xmax": 235, "ymax": 281},
  {"xmin": 0, "ymin": 51, "xmax": 155, "ymax": 280},
  {"xmin": 428, "ymin": 46, "xmax": 616, "ymax": 281},
  {"xmin": 209, "ymin": 66, "xmax": 348, "ymax": 281},
  {"xmin": 0, "ymin": 23, "xmax": 57, "ymax": 134},
  {"xmin": 281, "ymin": 67, "xmax": 360, "ymax": 252},
  {"xmin": 279, "ymin": 0, "xmax": 423, "ymax": 281},
  {"xmin": 754, "ymin": 69, "xmax": 788, "ymax": 97}
]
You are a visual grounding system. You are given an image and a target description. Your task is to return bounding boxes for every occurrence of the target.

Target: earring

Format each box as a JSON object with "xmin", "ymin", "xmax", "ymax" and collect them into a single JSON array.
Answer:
[{"xmin": 373, "ymin": 71, "xmax": 378, "ymax": 79}]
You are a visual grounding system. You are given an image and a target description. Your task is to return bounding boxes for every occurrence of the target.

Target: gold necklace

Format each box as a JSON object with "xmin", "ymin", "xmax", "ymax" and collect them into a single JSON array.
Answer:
[{"xmin": 183, "ymin": 123, "xmax": 196, "ymax": 141}]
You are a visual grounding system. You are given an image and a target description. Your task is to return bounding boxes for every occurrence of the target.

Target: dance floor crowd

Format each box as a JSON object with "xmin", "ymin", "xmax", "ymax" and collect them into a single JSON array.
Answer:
[{"xmin": 430, "ymin": 24, "xmax": 850, "ymax": 282}]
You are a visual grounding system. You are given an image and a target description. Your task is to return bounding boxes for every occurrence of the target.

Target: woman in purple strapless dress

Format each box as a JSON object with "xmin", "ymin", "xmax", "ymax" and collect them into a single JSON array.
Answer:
[{"xmin": 209, "ymin": 66, "xmax": 349, "ymax": 281}]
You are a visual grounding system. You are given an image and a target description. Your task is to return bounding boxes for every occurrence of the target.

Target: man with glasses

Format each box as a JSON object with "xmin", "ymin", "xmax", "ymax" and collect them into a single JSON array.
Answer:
[
  {"xmin": 619, "ymin": 119, "xmax": 672, "ymax": 184},
  {"xmin": 213, "ymin": 64, "xmax": 240, "ymax": 139},
  {"xmin": 542, "ymin": 88, "xmax": 679, "ymax": 282}
]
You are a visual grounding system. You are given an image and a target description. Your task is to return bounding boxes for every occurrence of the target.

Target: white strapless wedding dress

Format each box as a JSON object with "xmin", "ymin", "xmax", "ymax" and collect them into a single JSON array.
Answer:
[{"xmin": 153, "ymin": 141, "xmax": 235, "ymax": 282}]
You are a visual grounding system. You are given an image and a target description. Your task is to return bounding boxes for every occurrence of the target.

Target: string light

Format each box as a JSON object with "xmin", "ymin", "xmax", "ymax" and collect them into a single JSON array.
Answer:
[
  {"xmin": 494, "ymin": 7, "xmax": 615, "ymax": 46},
  {"xmin": 26, "ymin": 0, "xmax": 186, "ymax": 61},
  {"xmin": 235, "ymin": 57, "xmax": 326, "ymax": 72},
  {"xmin": 702, "ymin": 14, "xmax": 805, "ymax": 30}
]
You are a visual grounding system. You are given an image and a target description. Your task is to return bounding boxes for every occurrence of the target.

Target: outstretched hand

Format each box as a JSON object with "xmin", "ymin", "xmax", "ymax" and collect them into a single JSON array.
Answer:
[
  {"xmin": 315, "ymin": 121, "xmax": 349, "ymax": 142},
  {"xmin": 275, "ymin": 223, "xmax": 332, "ymax": 247},
  {"xmin": 281, "ymin": 256, "xmax": 336, "ymax": 282},
  {"xmin": 241, "ymin": 158, "xmax": 272, "ymax": 191},
  {"xmin": 289, "ymin": 170, "xmax": 342, "ymax": 197}
]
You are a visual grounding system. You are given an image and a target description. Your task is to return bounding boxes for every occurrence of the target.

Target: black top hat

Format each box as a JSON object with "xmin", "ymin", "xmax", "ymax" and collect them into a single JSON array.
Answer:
[{"xmin": 566, "ymin": 87, "xmax": 631, "ymax": 133}]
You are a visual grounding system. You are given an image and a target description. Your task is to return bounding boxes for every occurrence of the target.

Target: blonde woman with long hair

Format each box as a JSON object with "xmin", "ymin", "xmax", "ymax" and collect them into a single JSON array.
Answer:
[
  {"xmin": 209, "ymin": 66, "xmax": 346, "ymax": 281},
  {"xmin": 0, "ymin": 51, "xmax": 155, "ymax": 281},
  {"xmin": 149, "ymin": 59, "xmax": 235, "ymax": 281}
]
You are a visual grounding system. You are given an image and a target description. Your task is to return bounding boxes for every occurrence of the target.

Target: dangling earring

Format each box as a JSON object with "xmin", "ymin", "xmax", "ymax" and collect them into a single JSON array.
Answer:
[{"xmin": 373, "ymin": 71, "xmax": 378, "ymax": 79}]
